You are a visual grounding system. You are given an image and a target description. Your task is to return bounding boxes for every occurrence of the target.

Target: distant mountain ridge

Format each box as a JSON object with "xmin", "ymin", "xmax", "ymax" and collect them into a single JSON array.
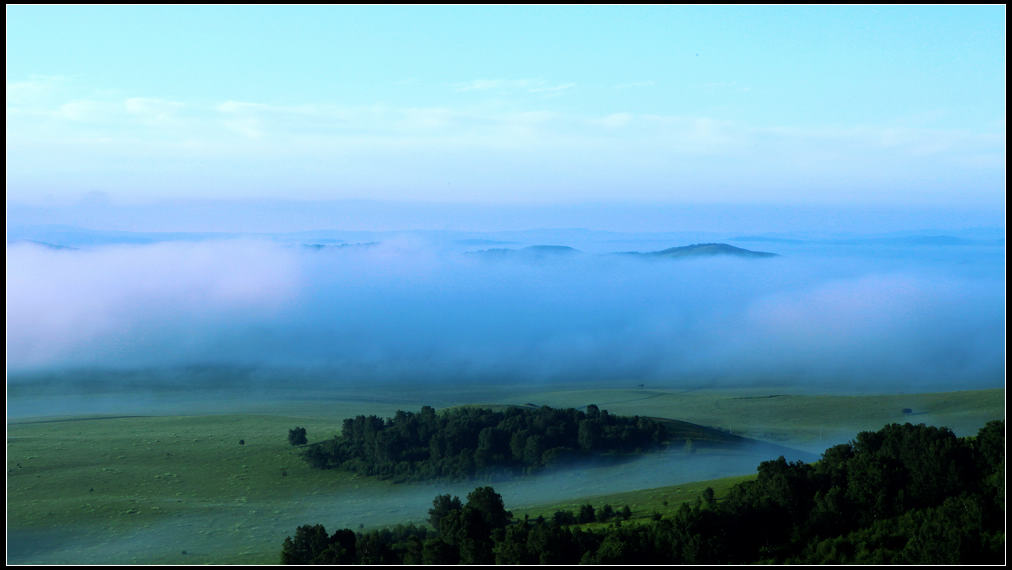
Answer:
[
  {"xmin": 468, "ymin": 242, "xmax": 778, "ymax": 260},
  {"xmin": 622, "ymin": 243, "xmax": 778, "ymax": 258}
]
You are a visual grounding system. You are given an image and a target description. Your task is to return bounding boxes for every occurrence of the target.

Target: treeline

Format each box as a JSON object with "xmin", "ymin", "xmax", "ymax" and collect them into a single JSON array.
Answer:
[
  {"xmin": 302, "ymin": 404, "xmax": 670, "ymax": 480},
  {"xmin": 282, "ymin": 420, "xmax": 1004, "ymax": 564}
]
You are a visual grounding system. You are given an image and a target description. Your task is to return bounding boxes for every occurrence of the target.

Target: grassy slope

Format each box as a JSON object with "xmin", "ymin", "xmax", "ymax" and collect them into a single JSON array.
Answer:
[
  {"xmin": 6, "ymin": 386, "xmax": 1003, "ymax": 564},
  {"xmin": 511, "ymin": 473, "xmax": 756, "ymax": 526}
]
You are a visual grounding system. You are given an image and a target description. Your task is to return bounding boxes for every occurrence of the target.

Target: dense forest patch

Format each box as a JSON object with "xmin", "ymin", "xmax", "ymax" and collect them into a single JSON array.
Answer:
[
  {"xmin": 283, "ymin": 420, "xmax": 1005, "ymax": 564},
  {"xmin": 301, "ymin": 405, "xmax": 689, "ymax": 481}
]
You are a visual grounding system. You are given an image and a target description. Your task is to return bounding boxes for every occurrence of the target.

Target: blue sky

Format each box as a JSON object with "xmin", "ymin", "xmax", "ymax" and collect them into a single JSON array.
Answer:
[{"xmin": 5, "ymin": 5, "xmax": 1006, "ymax": 208}]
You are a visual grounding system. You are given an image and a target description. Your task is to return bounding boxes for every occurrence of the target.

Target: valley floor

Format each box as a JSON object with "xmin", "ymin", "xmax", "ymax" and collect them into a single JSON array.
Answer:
[{"xmin": 6, "ymin": 382, "xmax": 1004, "ymax": 564}]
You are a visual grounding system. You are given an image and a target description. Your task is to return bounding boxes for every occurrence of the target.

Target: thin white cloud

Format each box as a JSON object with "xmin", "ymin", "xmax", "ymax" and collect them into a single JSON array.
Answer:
[
  {"xmin": 124, "ymin": 97, "xmax": 184, "ymax": 126},
  {"xmin": 53, "ymin": 99, "xmax": 110, "ymax": 122},
  {"xmin": 526, "ymin": 82, "xmax": 576, "ymax": 94},
  {"xmin": 17, "ymin": 80, "xmax": 997, "ymax": 163},
  {"xmin": 6, "ymin": 86, "xmax": 1004, "ymax": 207},
  {"xmin": 593, "ymin": 112, "xmax": 634, "ymax": 128},
  {"xmin": 21, "ymin": 93, "xmax": 1004, "ymax": 162},
  {"xmin": 5, "ymin": 74, "xmax": 69, "ymax": 105}
]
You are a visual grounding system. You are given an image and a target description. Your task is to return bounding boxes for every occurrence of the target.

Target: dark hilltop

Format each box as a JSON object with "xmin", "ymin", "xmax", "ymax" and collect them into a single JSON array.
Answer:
[{"xmin": 620, "ymin": 243, "xmax": 778, "ymax": 259}]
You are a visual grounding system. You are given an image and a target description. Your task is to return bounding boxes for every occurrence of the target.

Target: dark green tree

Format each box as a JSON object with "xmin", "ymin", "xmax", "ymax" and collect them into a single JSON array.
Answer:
[
  {"xmin": 465, "ymin": 486, "xmax": 511, "ymax": 531},
  {"xmin": 552, "ymin": 509, "xmax": 577, "ymax": 525},
  {"xmin": 421, "ymin": 536, "xmax": 458, "ymax": 564},
  {"xmin": 288, "ymin": 426, "xmax": 308, "ymax": 446},
  {"xmin": 427, "ymin": 494, "xmax": 462, "ymax": 530},
  {"xmin": 280, "ymin": 524, "xmax": 330, "ymax": 564}
]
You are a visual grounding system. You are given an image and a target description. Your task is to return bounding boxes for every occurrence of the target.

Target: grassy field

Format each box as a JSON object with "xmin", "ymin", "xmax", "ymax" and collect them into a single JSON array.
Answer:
[
  {"xmin": 7, "ymin": 413, "xmax": 399, "ymax": 564},
  {"xmin": 6, "ymin": 384, "xmax": 1004, "ymax": 564},
  {"xmin": 508, "ymin": 385, "xmax": 1004, "ymax": 448}
]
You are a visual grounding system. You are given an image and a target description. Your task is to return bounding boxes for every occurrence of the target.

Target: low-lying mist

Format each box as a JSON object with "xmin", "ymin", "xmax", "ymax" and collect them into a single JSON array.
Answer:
[
  {"xmin": 5, "ymin": 443, "xmax": 813, "ymax": 565},
  {"xmin": 6, "ymin": 231, "xmax": 1004, "ymax": 393}
]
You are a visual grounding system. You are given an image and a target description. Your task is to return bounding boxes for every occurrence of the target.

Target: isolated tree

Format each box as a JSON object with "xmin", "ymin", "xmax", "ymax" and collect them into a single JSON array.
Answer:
[
  {"xmin": 465, "ymin": 486, "xmax": 511, "ymax": 530},
  {"xmin": 289, "ymin": 426, "xmax": 308, "ymax": 446},
  {"xmin": 701, "ymin": 487, "xmax": 716, "ymax": 508}
]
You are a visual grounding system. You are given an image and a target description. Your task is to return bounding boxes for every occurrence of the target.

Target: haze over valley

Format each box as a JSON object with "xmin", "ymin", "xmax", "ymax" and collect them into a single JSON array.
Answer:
[{"xmin": 7, "ymin": 218, "xmax": 1004, "ymax": 391}]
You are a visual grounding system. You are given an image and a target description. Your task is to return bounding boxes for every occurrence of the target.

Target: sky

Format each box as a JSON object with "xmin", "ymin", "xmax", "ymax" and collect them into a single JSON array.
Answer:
[{"xmin": 5, "ymin": 5, "xmax": 1006, "ymax": 209}]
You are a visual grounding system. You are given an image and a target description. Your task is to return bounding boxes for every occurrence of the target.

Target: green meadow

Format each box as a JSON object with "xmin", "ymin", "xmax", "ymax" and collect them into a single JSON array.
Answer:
[{"xmin": 6, "ymin": 384, "xmax": 1004, "ymax": 564}]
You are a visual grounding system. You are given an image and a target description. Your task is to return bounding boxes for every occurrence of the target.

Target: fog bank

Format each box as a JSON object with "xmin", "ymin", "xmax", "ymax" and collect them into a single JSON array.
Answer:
[{"xmin": 6, "ymin": 231, "xmax": 1004, "ymax": 391}]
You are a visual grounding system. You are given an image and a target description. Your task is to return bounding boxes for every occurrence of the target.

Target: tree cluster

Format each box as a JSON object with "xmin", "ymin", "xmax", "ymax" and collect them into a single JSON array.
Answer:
[
  {"xmin": 301, "ymin": 404, "xmax": 670, "ymax": 480},
  {"xmin": 282, "ymin": 420, "xmax": 1004, "ymax": 564}
]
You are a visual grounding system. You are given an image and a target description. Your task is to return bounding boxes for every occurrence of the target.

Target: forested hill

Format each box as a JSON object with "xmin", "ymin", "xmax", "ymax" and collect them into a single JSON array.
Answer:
[
  {"xmin": 466, "ymin": 242, "xmax": 777, "ymax": 260},
  {"xmin": 301, "ymin": 405, "xmax": 744, "ymax": 481}
]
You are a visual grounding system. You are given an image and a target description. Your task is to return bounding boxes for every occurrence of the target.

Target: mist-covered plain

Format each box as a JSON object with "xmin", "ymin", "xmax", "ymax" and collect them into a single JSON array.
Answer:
[{"xmin": 6, "ymin": 224, "xmax": 1005, "ymax": 393}]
